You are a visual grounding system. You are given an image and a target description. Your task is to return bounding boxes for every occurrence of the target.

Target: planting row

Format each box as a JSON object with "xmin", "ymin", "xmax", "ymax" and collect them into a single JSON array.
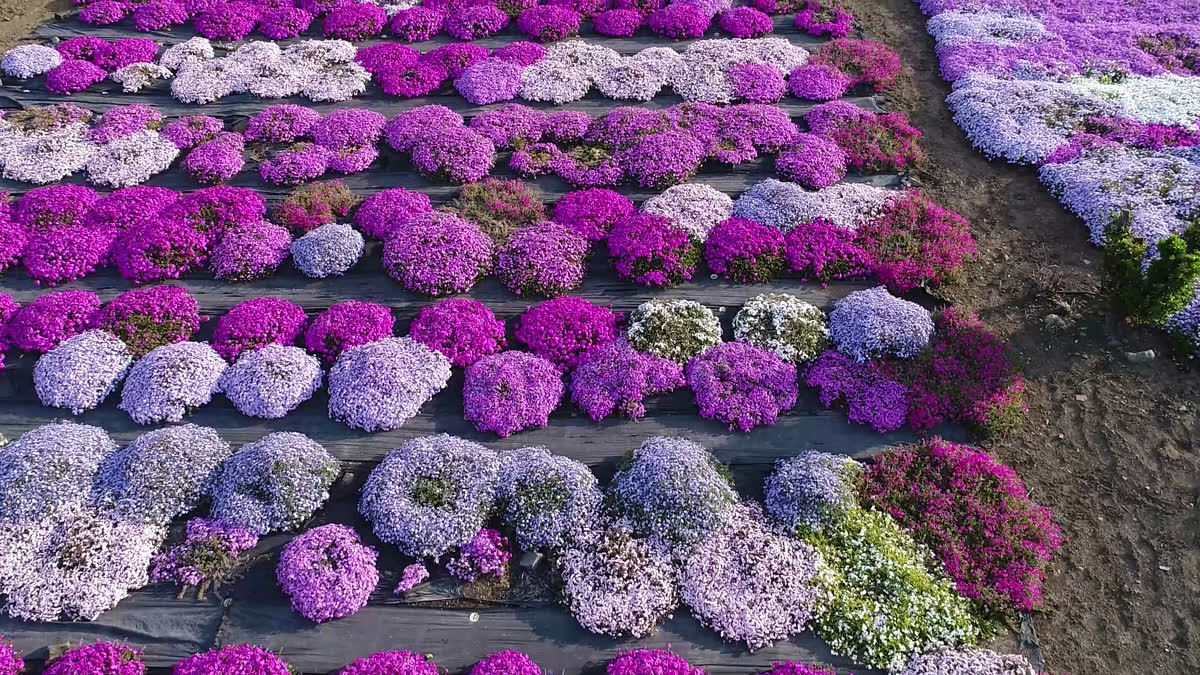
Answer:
[
  {"xmin": 63, "ymin": 0, "xmax": 857, "ymax": 42},
  {"xmin": 914, "ymin": 0, "xmax": 1200, "ymax": 352},
  {"xmin": 0, "ymin": 35, "xmax": 898, "ymax": 105},
  {"xmin": 0, "ymin": 423, "xmax": 1058, "ymax": 671},
  {"xmin": 0, "ymin": 284, "xmax": 1021, "ymax": 435}
]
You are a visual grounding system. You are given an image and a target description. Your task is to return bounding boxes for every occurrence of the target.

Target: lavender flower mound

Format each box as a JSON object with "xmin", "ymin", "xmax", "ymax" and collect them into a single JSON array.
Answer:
[
  {"xmin": 570, "ymin": 339, "xmax": 684, "ymax": 421},
  {"xmin": 260, "ymin": 142, "xmax": 332, "ymax": 185},
  {"xmin": 34, "ymin": 330, "xmax": 133, "ymax": 415},
  {"xmin": 0, "ymin": 503, "xmax": 163, "ymax": 622},
  {"xmin": 119, "ymin": 341, "xmax": 227, "ymax": 425},
  {"xmin": 456, "ymin": 59, "xmax": 524, "ymax": 105},
  {"xmin": 42, "ymin": 642, "xmax": 144, "ymax": 675},
  {"xmin": 212, "ymin": 297, "xmax": 308, "ymax": 363},
  {"xmin": 290, "ymin": 223, "xmax": 364, "ymax": 278},
  {"xmin": 641, "ymin": 183, "xmax": 733, "ymax": 242},
  {"xmin": 733, "ymin": 293, "xmax": 829, "ymax": 364},
  {"xmin": 447, "ymin": 528, "xmax": 511, "ymax": 581},
  {"xmin": 677, "ymin": 504, "xmax": 825, "ymax": 650},
  {"xmin": 828, "ymin": 287, "xmax": 934, "ymax": 361},
  {"xmin": 776, "ymin": 133, "xmax": 847, "ymax": 189},
  {"xmin": 210, "ymin": 222, "xmax": 292, "ymax": 282},
  {"xmin": 496, "ymin": 447, "xmax": 602, "ymax": 550},
  {"xmin": 551, "ymin": 188, "xmax": 634, "ymax": 242},
  {"xmin": 6, "ymin": 289, "xmax": 100, "ymax": 353},
  {"xmin": 471, "ymin": 651, "xmax": 541, "ymax": 675},
  {"xmin": 728, "ymin": 61, "xmax": 786, "ymax": 103},
  {"xmin": 618, "ymin": 131, "xmax": 706, "ymax": 189},
  {"xmin": 359, "ymin": 434, "xmax": 500, "ymax": 557},
  {"xmin": 0, "ymin": 422, "xmax": 116, "ymax": 521},
  {"xmin": 495, "ymin": 223, "xmax": 590, "ymax": 297},
  {"xmin": 277, "ymin": 524, "xmax": 378, "ymax": 623},
  {"xmin": 209, "ymin": 432, "xmax": 339, "ymax": 535},
  {"xmin": 608, "ymin": 436, "xmax": 736, "ymax": 550},
  {"xmin": 383, "ymin": 212, "xmax": 494, "ymax": 296},
  {"xmin": 607, "ymin": 650, "xmax": 702, "ymax": 675},
  {"xmin": 764, "ymin": 452, "xmax": 862, "ymax": 534},
  {"xmin": 898, "ymin": 649, "xmax": 1036, "ymax": 675},
  {"xmin": 732, "ymin": 179, "xmax": 898, "ymax": 232},
  {"xmin": 626, "ymin": 299, "xmax": 723, "ymax": 364},
  {"xmin": 306, "ymin": 300, "xmax": 395, "ymax": 364},
  {"xmin": 246, "ymin": 104, "xmax": 321, "ymax": 144},
  {"xmin": 393, "ymin": 564, "xmax": 429, "ymax": 596},
  {"xmin": 328, "ymin": 337, "xmax": 451, "ymax": 432},
  {"xmin": 174, "ymin": 646, "xmax": 291, "ymax": 675},
  {"xmin": 150, "ymin": 518, "xmax": 258, "ymax": 594},
  {"xmin": 469, "ymin": 105, "xmax": 547, "ymax": 151},
  {"xmin": 2, "ymin": 44, "xmax": 62, "ymax": 78},
  {"xmin": 409, "ymin": 298, "xmax": 507, "ymax": 368},
  {"xmin": 463, "ymin": 351, "xmax": 564, "ymax": 436},
  {"xmin": 219, "ymin": 345, "xmax": 323, "ymax": 419},
  {"xmin": 558, "ymin": 528, "xmax": 677, "ymax": 638},
  {"xmin": 686, "ymin": 342, "xmax": 798, "ymax": 432}
]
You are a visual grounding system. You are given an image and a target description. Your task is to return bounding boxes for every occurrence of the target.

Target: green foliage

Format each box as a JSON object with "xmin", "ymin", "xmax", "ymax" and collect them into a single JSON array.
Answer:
[{"xmin": 1103, "ymin": 210, "xmax": 1200, "ymax": 326}]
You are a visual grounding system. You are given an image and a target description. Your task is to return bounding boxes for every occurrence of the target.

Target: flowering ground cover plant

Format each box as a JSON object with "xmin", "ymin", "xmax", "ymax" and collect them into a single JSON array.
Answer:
[
  {"xmin": 34, "ymin": 330, "xmax": 133, "ymax": 415},
  {"xmin": 328, "ymin": 336, "xmax": 452, "ymax": 432},
  {"xmin": 558, "ymin": 527, "xmax": 678, "ymax": 637},
  {"xmin": 496, "ymin": 446, "xmax": 602, "ymax": 550},
  {"xmin": 463, "ymin": 350, "xmax": 565, "ymax": 436},
  {"xmin": 278, "ymin": 523, "xmax": 379, "ymax": 622},
  {"xmin": 42, "ymin": 642, "xmax": 144, "ymax": 675},
  {"xmin": 150, "ymin": 517, "xmax": 259, "ymax": 597}
]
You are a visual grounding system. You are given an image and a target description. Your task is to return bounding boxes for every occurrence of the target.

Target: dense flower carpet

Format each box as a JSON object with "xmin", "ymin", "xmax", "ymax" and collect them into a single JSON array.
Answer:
[{"xmin": 0, "ymin": 0, "xmax": 1058, "ymax": 674}]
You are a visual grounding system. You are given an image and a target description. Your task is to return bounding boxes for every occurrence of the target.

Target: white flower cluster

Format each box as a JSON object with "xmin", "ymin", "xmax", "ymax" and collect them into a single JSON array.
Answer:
[
  {"xmin": 111, "ymin": 62, "xmax": 173, "ymax": 93},
  {"xmin": 0, "ymin": 115, "xmax": 96, "ymax": 185},
  {"xmin": 733, "ymin": 293, "xmax": 830, "ymax": 364},
  {"xmin": 171, "ymin": 38, "xmax": 370, "ymax": 104},
  {"xmin": 86, "ymin": 129, "xmax": 180, "ymax": 188},
  {"xmin": 626, "ymin": 299, "xmax": 724, "ymax": 364},
  {"xmin": 1070, "ymin": 73, "xmax": 1200, "ymax": 129},
  {"xmin": 927, "ymin": 9, "xmax": 1054, "ymax": 48},
  {"xmin": 641, "ymin": 182, "xmax": 733, "ymax": 241}
]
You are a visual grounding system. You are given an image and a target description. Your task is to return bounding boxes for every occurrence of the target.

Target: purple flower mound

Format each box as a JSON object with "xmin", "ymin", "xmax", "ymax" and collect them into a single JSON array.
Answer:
[
  {"xmin": 381, "ymin": 60, "xmax": 444, "ymax": 96},
  {"xmin": 517, "ymin": 5, "xmax": 582, "ymax": 41},
  {"xmin": 717, "ymin": 6, "xmax": 771, "ymax": 37},
  {"xmin": 776, "ymin": 134, "xmax": 847, "ymax": 189},
  {"xmin": 544, "ymin": 110, "xmax": 590, "ymax": 143},
  {"xmin": 184, "ymin": 133, "xmax": 246, "ymax": 185},
  {"xmin": 571, "ymin": 339, "xmax": 684, "ymax": 421},
  {"xmin": 647, "ymin": 4, "xmax": 709, "ymax": 39},
  {"xmin": 471, "ymin": 651, "xmax": 541, "ymax": 675},
  {"xmin": 411, "ymin": 127, "xmax": 497, "ymax": 184},
  {"xmin": 409, "ymin": 298, "xmax": 506, "ymax": 368},
  {"xmin": 211, "ymin": 222, "xmax": 293, "ymax": 282},
  {"xmin": 305, "ymin": 300, "xmax": 395, "ymax": 364},
  {"xmin": 829, "ymin": 287, "xmax": 934, "ymax": 361},
  {"xmin": 161, "ymin": 116, "xmax": 223, "ymax": 150},
  {"xmin": 258, "ymin": 6, "xmax": 313, "ymax": 38},
  {"xmin": 15, "ymin": 184, "xmax": 97, "ymax": 231},
  {"xmin": 353, "ymin": 187, "xmax": 433, "ymax": 239},
  {"xmin": 0, "ymin": 636, "xmax": 22, "ymax": 675},
  {"xmin": 34, "ymin": 330, "xmax": 133, "ymax": 415},
  {"xmin": 0, "ymin": 219, "xmax": 24, "ymax": 277},
  {"xmin": 728, "ymin": 62, "xmax": 786, "ymax": 103},
  {"xmin": 446, "ymin": 3, "xmax": 510, "ymax": 39},
  {"xmin": 7, "ymin": 289, "xmax": 100, "ymax": 353},
  {"xmin": 470, "ymin": 104, "xmax": 546, "ymax": 151},
  {"xmin": 44, "ymin": 642, "xmax": 144, "ymax": 675},
  {"xmin": 93, "ymin": 285, "xmax": 203, "ymax": 358},
  {"xmin": 594, "ymin": 9, "xmax": 643, "ymax": 36},
  {"xmin": 793, "ymin": 1, "xmax": 853, "ymax": 39},
  {"xmin": 21, "ymin": 226, "xmax": 114, "ymax": 287},
  {"xmin": 516, "ymin": 297, "xmax": 622, "ymax": 371},
  {"xmin": 342, "ymin": 651, "xmax": 439, "ymax": 675},
  {"xmin": 495, "ymin": 446, "xmax": 601, "ymax": 550},
  {"xmin": 219, "ymin": 345, "xmax": 323, "ymax": 419},
  {"xmin": 447, "ymin": 528, "xmax": 511, "ymax": 581},
  {"xmin": 81, "ymin": 1, "xmax": 127, "ymax": 24},
  {"xmin": 359, "ymin": 434, "xmax": 500, "ymax": 557},
  {"xmin": 389, "ymin": 7, "xmax": 445, "ymax": 42},
  {"xmin": 174, "ymin": 646, "xmax": 291, "ymax": 675},
  {"xmin": 83, "ymin": 185, "xmax": 175, "ymax": 234},
  {"xmin": 150, "ymin": 518, "xmax": 258, "ymax": 593},
  {"xmin": 393, "ymin": 565, "xmax": 429, "ymax": 596},
  {"xmin": 617, "ymin": 131, "xmax": 706, "ymax": 189},
  {"xmin": 788, "ymin": 63, "xmax": 852, "ymax": 101},
  {"xmin": 56, "ymin": 36, "xmax": 108, "ymax": 62},
  {"xmin": 422, "ymin": 42, "xmax": 492, "ymax": 78},
  {"xmin": 493, "ymin": 41, "xmax": 546, "ymax": 66},
  {"xmin": 510, "ymin": 142, "xmax": 561, "ymax": 178},
  {"xmin": 0, "ymin": 422, "xmax": 116, "ymax": 520},
  {"xmin": 764, "ymin": 452, "xmax": 861, "ymax": 534},
  {"xmin": 328, "ymin": 337, "xmax": 451, "ymax": 432},
  {"xmin": 260, "ymin": 142, "xmax": 332, "ymax": 185},
  {"xmin": 212, "ymin": 297, "xmax": 307, "ymax": 363},
  {"xmin": 464, "ymin": 351, "xmax": 564, "ymax": 436},
  {"xmin": 46, "ymin": 59, "xmax": 107, "ymax": 94},
  {"xmin": 686, "ymin": 342, "xmax": 798, "ymax": 432},
  {"xmin": 677, "ymin": 504, "xmax": 825, "ymax": 650},
  {"xmin": 245, "ymin": 105, "xmax": 322, "ymax": 144},
  {"xmin": 383, "ymin": 213, "xmax": 494, "ymax": 296},
  {"xmin": 324, "ymin": 3, "xmax": 387, "ymax": 40},
  {"xmin": 703, "ymin": 217, "xmax": 786, "ymax": 283},
  {"xmin": 559, "ymin": 529, "xmax": 677, "ymax": 637},
  {"xmin": 898, "ymin": 648, "xmax": 1037, "ymax": 675},
  {"xmin": 495, "ymin": 223, "xmax": 589, "ymax": 297},
  {"xmin": 195, "ymin": 3, "xmax": 257, "ymax": 39},
  {"xmin": 608, "ymin": 213, "xmax": 700, "ymax": 287},
  {"xmin": 356, "ymin": 43, "xmax": 419, "ymax": 75},
  {"xmin": 119, "ymin": 341, "xmax": 227, "ymax": 424},
  {"xmin": 291, "ymin": 223, "xmax": 364, "ymax": 278},
  {"xmin": 88, "ymin": 104, "xmax": 163, "ymax": 144},
  {"xmin": 209, "ymin": 432, "xmax": 340, "ymax": 535},
  {"xmin": 804, "ymin": 349, "xmax": 908, "ymax": 432},
  {"xmin": 113, "ymin": 219, "xmax": 209, "ymax": 285},
  {"xmin": 551, "ymin": 188, "xmax": 634, "ymax": 242},
  {"xmin": 608, "ymin": 650, "xmax": 703, "ymax": 675},
  {"xmin": 277, "ymin": 524, "xmax": 378, "ymax": 623},
  {"xmin": 161, "ymin": 186, "xmax": 266, "ymax": 246},
  {"xmin": 455, "ymin": 59, "xmax": 523, "ymax": 105}
]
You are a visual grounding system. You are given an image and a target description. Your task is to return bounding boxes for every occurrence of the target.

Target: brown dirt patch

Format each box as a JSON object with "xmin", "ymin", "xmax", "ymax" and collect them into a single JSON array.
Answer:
[{"xmin": 0, "ymin": 0, "xmax": 67, "ymax": 53}]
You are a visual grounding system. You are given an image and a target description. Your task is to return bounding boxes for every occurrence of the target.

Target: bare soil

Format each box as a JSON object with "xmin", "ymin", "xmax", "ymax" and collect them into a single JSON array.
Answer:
[{"xmin": 0, "ymin": 0, "xmax": 66, "ymax": 53}]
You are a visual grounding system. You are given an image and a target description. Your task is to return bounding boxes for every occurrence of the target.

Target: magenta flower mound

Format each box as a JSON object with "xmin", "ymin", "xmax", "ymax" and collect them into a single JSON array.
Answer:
[
  {"xmin": 260, "ymin": 142, "xmax": 332, "ymax": 185},
  {"xmin": 446, "ymin": 3, "xmax": 510, "ymax": 39},
  {"xmin": 517, "ymin": 5, "xmax": 582, "ymax": 41},
  {"xmin": 161, "ymin": 116, "xmax": 223, "ymax": 150},
  {"xmin": 219, "ymin": 344, "xmax": 323, "ymax": 419},
  {"xmin": 195, "ymin": 3, "xmax": 257, "ymax": 39},
  {"xmin": 34, "ymin": 330, "xmax": 133, "ymax": 415},
  {"xmin": 324, "ymin": 3, "xmax": 386, "ymax": 40},
  {"xmin": 113, "ymin": 219, "xmax": 209, "ymax": 284},
  {"xmin": 328, "ymin": 337, "xmax": 451, "ymax": 432},
  {"xmin": 493, "ymin": 40, "xmax": 546, "ymax": 66},
  {"xmin": 43, "ymin": 642, "xmax": 144, "ymax": 675},
  {"xmin": 776, "ymin": 133, "xmax": 848, "ymax": 189},
  {"xmin": 389, "ymin": 7, "xmax": 445, "ymax": 41},
  {"xmin": 88, "ymin": 104, "xmax": 163, "ymax": 144},
  {"xmin": 817, "ymin": 110, "xmax": 924, "ymax": 174},
  {"xmin": 210, "ymin": 222, "xmax": 292, "ymax": 282},
  {"xmin": 162, "ymin": 186, "xmax": 266, "ymax": 246},
  {"xmin": 422, "ymin": 42, "xmax": 492, "ymax": 78},
  {"xmin": 516, "ymin": 297, "xmax": 622, "ymax": 371},
  {"xmin": 704, "ymin": 217, "xmax": 786, "ymax": 282},
  {"xmin": 355, "ymin": 42, "xmax": 419, "ymax": 74},
  {"xmin": 829, "ymin": 287, "xmax": 934, "ymax": 361},
  {"xmin": 863, "ymin": 438, "xmax": 1061, "ymax": 615},
  {"xmin": 342, "ymin": 652, "xmax": 439, "ymax": 675},
  {"xmin": 83, "ymin": 186, "xmax": 175, "ymax": 235},
  {"xmin": 150, "ymin": 518, "xmax": 258, "ymax": 594},
  {"xmin": 183, "ymin": 133, "xmax": 246, "ymax": 184},
  {"xmin": 212, "ymin": 297, "xmax": 307, "ymax": 363},
  {"xmin": 559, "ymin": 529, "xmax": 677, "ymax": 637},
  {"xmin": 544, "ymin": 110, "xmax": 590, "ymax": 143},
  {"xmin": 618, "ymin": 131, "xmax": 706, "ymax": 189},
  {"xmin": 856, "ymin": 191, "xmax": 975, "ymax": 292},
  {"xmin": 510, "ymin": 142, "xmax": 561, "ymax": 178},
  {"xmin": 608, "ymin": 213, "xmax": 701, "ymax": 287},
  {"xmin": 471, "ymin": 651, "xmax": 540, "ymax": 675},
  {"xmin": 277, "ymin": 523, "xmax": 378, "ymax": 623},
  {"xmin": 15, "ymin": 184, "xmax": 97, "ymax": 231},
  {"xmin": 275, "ymin": 180, "xmax": 362, "ymax": 232},
  {"xmin": 383, "ymin": 212, "xmax": 494, "ymax": 296},
  {"xmin": 174, "ymin": 646, "xmax": 291, "ymax": 675},
  {"xmin": 607, "ymin": 650, "xmax": 703, "ymax": 675},
  {"xmin": 455, "ymin": 59, "xmax": 523, "ymax": 105},
  {"xmin": 571, "ymin": 339, "xmax": 684, "ymax": 421},
  {"xmin": 810, "ymin": 38, "xmax": 901, "ymax": 91},
  {"xmin": 359, "ymin": 435, "xmax": 500, "ymax": 557},
  {"xmin": 305, "ymin": 300, "xmax": 395, "ymax": 364},
  {"xmin": 81, "ymin": 1, "xmax": 127, "ymax": 24},
  {"xmin": 717, "ymin": 6, "xmax": 771, "ymax": 37},
  {"xmin": 0, "ymin": 219, "xmax": 24, "ymax": 276},
  {"xmin": 783, "ymin": 219, "xmax": 872, "ymax": 282},
  {"xmin": 469, "ymin": 104, "xmax": 547, "ymax": 150},
  {"xmin": 46, "ymin": 59, "xmax": 107, "ymax": 94},
  {"xmin": 410, "ymin": 127, "xmax": 497, "ymax": 184},
  {"xmin": 7, "ymin": 290, "xmax": 100, "ymax": 353},
  {"xmin": 393, "ymin": 564, "xmax": 429, "ymax": 595},
  {"xmin": 21, "ymin": 226, "xmax": 113, "ymax": 287},
  {"xmin": 804, "ymin": 349, "xmax": 908, "ymax": 432},
  {"xmin": 463, "ymin": 351, "xmax": 564, "ymax": 436},
  {"xmin": 409, "ymin": 298, "xmax": 506, "ymax": 368},
  {"xmin": 56, "ymin": 36, "xmax": 108, "ymax": 62},
  {"xmin": 551, "ymin": 188, "xmax": 634, "ymax": 242},
  {"xmin": 258, "ymin": 6, "xmax": 313, "ymax": 38},
  {"xmin": 245, "ymin": 104, "xmax": 322, "ymax": 144},
  {"xmin": 594, "ymin": 8, "xmax": 642, "ymax": 36},
  {"xmin": 787, "ymin": 63, "xmax": 852, "ymax": 101},
  {"xmin": 495, "ymin": 223, "xmax": 589, "ymax": 297},
  {"xmin": 0, "ymin": 636, "xmax": 21, "ymax": 675},
  {"xmin": 647, "ymin": 4, "xmax": 709, "ymax": 39},
  {"xmin": 93, "ymin": 285, "xmax": 203, "ymax": 358},
  {"xmin": 119, "ymin": 341, "xmax": 227, "ymax": 424},
  {"xmin": 686, "ymin": 342, "xmax": 798, "ymax": 431},
  {"xmin": 353, "ymin": 187, "xmax": 433, "ymax": 239},
  {"xmin": 447, "ymin": 528, "xmax": 511, "ymax": 582},
  {"xmin": 794, "ymin": 0, "xmax": 853, "ymax": 38}
]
